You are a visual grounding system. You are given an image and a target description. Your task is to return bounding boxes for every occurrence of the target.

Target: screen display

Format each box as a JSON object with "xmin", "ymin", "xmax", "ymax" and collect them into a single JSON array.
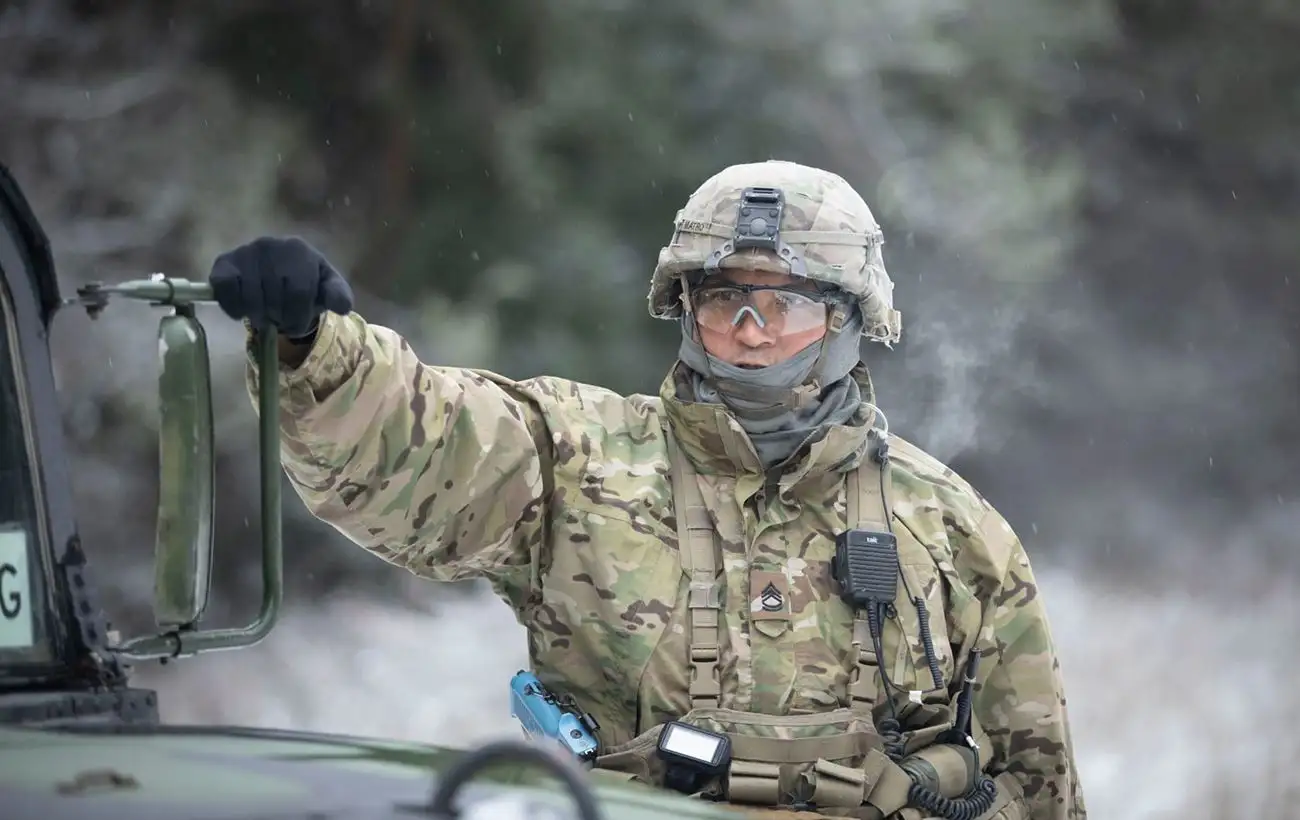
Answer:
[{"xmin": 661, "ymin": 722, "xmax": 723, "ymax": 764}]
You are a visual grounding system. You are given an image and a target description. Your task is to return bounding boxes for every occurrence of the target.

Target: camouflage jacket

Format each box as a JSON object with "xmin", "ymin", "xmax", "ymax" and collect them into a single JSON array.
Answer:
[{"xmin": 247, "ymin": 311, "xmax": 1086, "ymax": 820}]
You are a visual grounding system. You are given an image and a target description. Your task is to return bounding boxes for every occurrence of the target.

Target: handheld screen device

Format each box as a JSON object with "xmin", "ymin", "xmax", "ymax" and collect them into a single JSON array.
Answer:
[{"xmin": 656, "ymin": 720, "xmax": 732, "ymax": 794}]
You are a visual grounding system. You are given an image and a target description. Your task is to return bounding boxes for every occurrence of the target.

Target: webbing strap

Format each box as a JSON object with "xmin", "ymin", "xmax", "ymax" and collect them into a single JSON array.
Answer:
[
  {"xmin": 664, "ymin": 427, "xmax": 722, "ymax": 711},
  {"xmin": 729, "ymin": 731, "xmax": 878, "ymax": 764},
  {"xmin": 661, "ymin": 422, "xmax": 895, "ymax": 715},
  {"xmin": 845, "ymin": 431, "xmax": 893, "ymax": 535},
  {"xmin": 674, "ymin": 217, "xmax": 883, "ymax": 248},
  {"xmin": 846, "ymin": 430, "xmax": 894, "ymax": 710}
]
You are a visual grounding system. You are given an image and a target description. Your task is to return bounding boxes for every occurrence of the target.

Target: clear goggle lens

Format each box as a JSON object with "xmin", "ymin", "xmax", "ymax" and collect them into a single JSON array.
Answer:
[{"xmin": 691, "ymin": 284, "xmax": 830, "ymax": 336}]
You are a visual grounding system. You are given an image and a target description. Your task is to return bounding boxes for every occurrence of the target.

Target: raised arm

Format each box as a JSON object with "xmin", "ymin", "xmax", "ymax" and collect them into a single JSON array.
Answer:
[{"xmin": 212, "ymin": 237, "xmax": 552, "ymax": 610}]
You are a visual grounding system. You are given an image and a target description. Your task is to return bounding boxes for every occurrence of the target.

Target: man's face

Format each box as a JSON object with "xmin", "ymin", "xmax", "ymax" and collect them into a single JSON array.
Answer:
[{"xmin": 691, "ymin": 269, "xmax": 830, "ymax": 369}]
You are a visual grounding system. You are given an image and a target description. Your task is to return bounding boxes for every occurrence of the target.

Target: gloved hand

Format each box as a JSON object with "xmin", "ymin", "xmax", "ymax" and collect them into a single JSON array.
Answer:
[{"xmin": 209, "ymin": 236, "xmax": 354, "ymax": 339}]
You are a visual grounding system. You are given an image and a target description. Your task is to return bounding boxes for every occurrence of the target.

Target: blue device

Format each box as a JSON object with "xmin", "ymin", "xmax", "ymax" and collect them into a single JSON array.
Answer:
[{"xmin": 509, "ymin": 670, "xmax": 601, "ymax": 765}]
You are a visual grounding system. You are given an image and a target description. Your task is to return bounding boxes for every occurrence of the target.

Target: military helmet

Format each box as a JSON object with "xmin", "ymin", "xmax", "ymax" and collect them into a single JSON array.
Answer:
[{"xmin": 647, "ymin": 160, "xmax": 901, "ymax": 345}]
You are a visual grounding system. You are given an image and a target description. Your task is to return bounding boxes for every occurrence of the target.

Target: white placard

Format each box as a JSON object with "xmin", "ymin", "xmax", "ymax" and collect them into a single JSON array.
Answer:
[{"xmin": 0, "ymin": 528, "xmax": 34, "ymax": 649}]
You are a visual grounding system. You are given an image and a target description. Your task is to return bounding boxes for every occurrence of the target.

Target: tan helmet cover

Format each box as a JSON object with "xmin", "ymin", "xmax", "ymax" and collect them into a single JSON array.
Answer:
[{"xmin": 647, "ymin": 160, "xmax": 901, "ymax": 345}]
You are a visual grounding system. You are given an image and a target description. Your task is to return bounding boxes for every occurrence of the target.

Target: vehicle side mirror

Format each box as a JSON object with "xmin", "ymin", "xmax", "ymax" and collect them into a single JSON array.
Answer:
[
  {"xmin": 71, "ymin": 275, "xmax": 282, "ymax": 661},
  {"xmin": 153, "ymin": 309, "xmax": 216, "ymax": 628}
]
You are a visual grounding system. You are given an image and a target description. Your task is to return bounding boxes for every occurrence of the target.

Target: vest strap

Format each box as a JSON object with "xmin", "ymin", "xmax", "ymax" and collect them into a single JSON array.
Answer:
[
  {"xmin": 664, "ymin": 427, "xmax": 722, "ymax": 711},
  {"xmin": 846, "ymin": 431, "xmax": 894, "ymax": 710},
  {"xmin": 661, "ymin": 423, "xmax": 896, "ymax": 715}
]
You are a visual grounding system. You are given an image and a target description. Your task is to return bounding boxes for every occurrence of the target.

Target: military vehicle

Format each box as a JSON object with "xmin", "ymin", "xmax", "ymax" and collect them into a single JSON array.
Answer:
[{"xmin": 0, "ymin": 162, "xmax": 751, "ymax": 820}]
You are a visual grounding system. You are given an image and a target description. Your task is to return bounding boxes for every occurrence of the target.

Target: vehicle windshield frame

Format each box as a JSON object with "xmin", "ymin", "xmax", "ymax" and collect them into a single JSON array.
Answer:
[{"xmin": 0, "ymin": 270, "xmax": 58, "ymax": 673}]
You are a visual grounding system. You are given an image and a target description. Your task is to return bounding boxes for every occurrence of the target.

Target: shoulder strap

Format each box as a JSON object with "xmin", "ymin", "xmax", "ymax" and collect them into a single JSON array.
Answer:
[
  {"xmin": 845, "ymin": 431, "xmax": 894, "ymax": 710},
  {"xmin": 663, "ymin": 424, "xmax": 722, "ymax": 711},
  {"xmin": 661, "ymin": 419, "xmax": 895, "ymax": 715}
]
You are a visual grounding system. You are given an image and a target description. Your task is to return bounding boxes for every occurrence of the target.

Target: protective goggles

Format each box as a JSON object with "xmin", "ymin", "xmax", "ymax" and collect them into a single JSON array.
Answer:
[{"xmin": 690, "ymin": 282, "xmax": 837, "ymax": 337}]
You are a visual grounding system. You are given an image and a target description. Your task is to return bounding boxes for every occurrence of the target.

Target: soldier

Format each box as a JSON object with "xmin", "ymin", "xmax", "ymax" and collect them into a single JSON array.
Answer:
[{"xmin": 209, "ymin": 160, "xmax": 1085, "ymax": 819}]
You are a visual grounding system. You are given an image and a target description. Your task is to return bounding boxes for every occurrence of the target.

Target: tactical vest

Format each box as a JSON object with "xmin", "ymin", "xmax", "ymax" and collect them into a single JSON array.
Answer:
[{"xmin": 590, "ymin": 421, "xmax": 1029, "ymax": 820}]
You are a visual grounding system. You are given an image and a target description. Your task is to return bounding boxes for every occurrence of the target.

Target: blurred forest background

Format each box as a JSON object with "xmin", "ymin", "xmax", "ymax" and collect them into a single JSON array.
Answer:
[{"xmin": 2, "ymin": 0, "xmax": 1298, "ymax": 817}]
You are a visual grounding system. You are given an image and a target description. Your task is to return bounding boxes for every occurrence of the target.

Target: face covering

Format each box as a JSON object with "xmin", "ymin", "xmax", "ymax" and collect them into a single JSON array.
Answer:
[{"xmin": 677, "ymin": 307, "xmax": 866, "ymax": 469}]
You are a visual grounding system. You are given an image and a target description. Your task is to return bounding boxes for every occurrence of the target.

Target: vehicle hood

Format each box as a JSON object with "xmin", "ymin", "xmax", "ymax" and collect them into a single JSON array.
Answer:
[{"xmin": 0, "ymin": 723, "xmax": 749, "ymax": 820}]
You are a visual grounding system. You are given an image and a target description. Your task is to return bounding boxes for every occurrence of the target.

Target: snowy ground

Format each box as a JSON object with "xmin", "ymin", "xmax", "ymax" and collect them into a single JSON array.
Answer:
[{"xmin": 130, "ymin": 563, "xmax": 1300, "ymax": 820}]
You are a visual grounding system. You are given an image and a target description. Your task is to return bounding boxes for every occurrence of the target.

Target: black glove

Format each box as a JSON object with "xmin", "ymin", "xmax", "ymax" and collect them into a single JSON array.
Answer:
[{"xmin": 209, "ymin": 236, "xmax": 354, "ymax": 339}]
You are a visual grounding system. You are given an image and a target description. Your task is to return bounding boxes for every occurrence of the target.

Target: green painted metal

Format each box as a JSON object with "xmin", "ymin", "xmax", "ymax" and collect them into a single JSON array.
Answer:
[
  {"xmin": 103, "ymin": 279, "xmax": 284, "ymax": 661},
  {"xmin": 0, "ymin": 724, "xmax": 749, "ymax": 819}
]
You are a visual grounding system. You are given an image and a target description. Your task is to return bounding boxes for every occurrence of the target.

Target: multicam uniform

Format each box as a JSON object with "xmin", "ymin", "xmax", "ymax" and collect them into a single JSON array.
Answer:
[{"xmin": 246, "ymin": 161, "xmax": 1085, "ymax": 819}]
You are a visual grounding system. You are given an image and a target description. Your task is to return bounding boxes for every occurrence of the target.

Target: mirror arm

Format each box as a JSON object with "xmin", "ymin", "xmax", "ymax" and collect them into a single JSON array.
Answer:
[
  {"xmin": 70, "ymin": 276, "xmax": 285, "ymax": 662},
  {"xmin": 112, "ymin": 329, "xmax": 283, "ymax": 661}
]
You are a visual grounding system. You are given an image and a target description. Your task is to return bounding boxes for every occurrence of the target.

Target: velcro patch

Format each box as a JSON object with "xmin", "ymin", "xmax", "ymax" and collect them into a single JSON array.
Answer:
[{"xmin": 749, "ymin": 569, "xmax": 790, "ymax": 622}]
